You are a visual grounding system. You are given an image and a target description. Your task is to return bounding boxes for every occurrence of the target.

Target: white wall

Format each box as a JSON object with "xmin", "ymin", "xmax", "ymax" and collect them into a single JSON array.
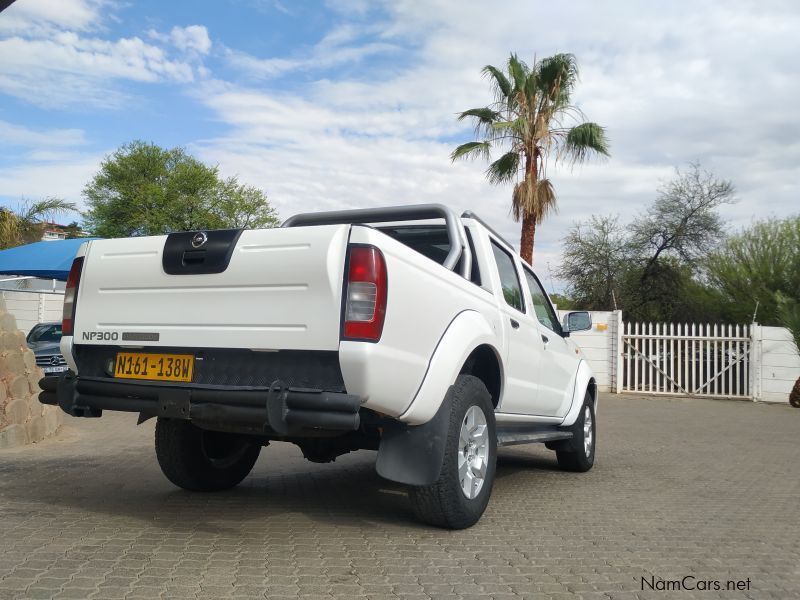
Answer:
[
  {"xmin": 558, "ymin": 310, "xmax": 621, "ymax": 393},
  {"xmin": 556, "ymin": 314, "xmax": 800, "ymax": 404},
  {"xmin": 753, "ymin": 325, "xmax": 800, "ymax": 403},
  {"xmin": 0, "ymin": 290, "xmax": 64, "ymax": 334}
]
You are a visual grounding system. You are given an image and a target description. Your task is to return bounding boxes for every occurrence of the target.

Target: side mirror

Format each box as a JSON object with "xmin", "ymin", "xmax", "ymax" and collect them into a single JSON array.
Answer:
[{"xmin": 562, "ymin": 311, "xmax": 592, "ymax": 336}]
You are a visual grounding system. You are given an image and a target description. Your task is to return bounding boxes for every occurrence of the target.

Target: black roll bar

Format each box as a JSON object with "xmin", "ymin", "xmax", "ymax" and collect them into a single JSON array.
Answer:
[{"xmin": 282, "ymin": 204, "xmax": 471, "ymax": 278}]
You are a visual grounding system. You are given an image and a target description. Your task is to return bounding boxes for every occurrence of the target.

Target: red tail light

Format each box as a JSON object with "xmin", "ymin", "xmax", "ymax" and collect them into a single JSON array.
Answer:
[
  {"xmin": 343, "ymin": 245, "xmax": 387, "ymax": 342},
  {"xmin": 62, "ymin": 256, "xmax": 84, "ymax": 336}
]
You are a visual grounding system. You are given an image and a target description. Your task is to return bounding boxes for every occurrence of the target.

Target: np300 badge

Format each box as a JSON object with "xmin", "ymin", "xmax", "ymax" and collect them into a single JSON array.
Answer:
[{"xmin": 82, "ymin": 331, "xmax": 118, "ymax": 341}]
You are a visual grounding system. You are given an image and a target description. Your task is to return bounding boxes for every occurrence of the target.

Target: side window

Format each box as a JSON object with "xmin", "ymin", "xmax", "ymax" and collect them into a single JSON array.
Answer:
[
  {"xmin": 523, "ymin": 268, "xmax": 561, "ymax": 333},
  {"xmin": 490, "ymin": 241, "xmax": 525, "ymax": 312}
]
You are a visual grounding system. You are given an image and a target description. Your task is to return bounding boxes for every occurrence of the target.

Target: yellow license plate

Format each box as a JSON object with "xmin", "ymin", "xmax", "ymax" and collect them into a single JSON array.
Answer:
[{"xmin": 114, "ymin": 352, "xmax": 194, "ymax": 382}]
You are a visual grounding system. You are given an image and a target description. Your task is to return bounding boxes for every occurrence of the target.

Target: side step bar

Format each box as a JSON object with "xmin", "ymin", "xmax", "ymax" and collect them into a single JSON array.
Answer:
[{"xmin": 496, "ymin": 428, "xmax": 573, "ymax": 447}]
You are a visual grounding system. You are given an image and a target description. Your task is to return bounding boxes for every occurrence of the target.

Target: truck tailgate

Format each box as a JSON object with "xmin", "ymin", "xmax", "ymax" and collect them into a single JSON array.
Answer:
[{"xmin": 73, "ymin": 225, "xmax": 350, "ymax": 351}]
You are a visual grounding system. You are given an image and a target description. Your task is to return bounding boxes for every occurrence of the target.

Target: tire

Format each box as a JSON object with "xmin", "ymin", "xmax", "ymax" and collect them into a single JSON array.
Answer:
[
  {"xmin": 155, "ymin": 418, "xmax": 261, "ymax": 491},
  {"xmin": 409, "ymin": 375, "xmax": 497, "ymax": 529},
  {"xmin": 556, "ymin": 391, "xmax": 596, "ymax": 472}
]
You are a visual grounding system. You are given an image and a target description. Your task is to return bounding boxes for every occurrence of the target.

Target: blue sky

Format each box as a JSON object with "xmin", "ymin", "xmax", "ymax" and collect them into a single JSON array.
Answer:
[{"xmin": 0, "ymin": 0, "xmax": 798, "ymax": 285}]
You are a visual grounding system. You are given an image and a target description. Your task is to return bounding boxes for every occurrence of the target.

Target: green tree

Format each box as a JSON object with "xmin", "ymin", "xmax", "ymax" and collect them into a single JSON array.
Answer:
[
  {"xmin": 83, "ymin": 141, "xmax": 278, "ymax": 237},
  {"xmin": 559, "ymin": 215, "xmax": 628, "ymax": 310},
  {"xmin": 452, "ymin": 53, "xmax": 609, "ymax": 263},
  {"xmin": 211, "ymin": 177, "xmax": 278, "ymax": 229},
  {"xmin": 630, "ymin": 164, "xmax": 734, "ymax": 269},
  {"xmin": 548, "ymin": 293, "xmax": 576, "ymax": 310},
  {"xmin": 706, "ymin": 216, "xmax": 800, "ymax": 325},
  {"xmin": 558, "ymin": 165, "xmax": 735, "ymax": 322},
  {"xmin": 625, "ymin": 164, "xmax": 734, "ymax": 320},
  {"xmin": 62, "ymin": 221, "xmax": 86, "ymax": 239},
  {"xmin": 0, "ymin": 198, "xmax": 77, "ymax": 249}
]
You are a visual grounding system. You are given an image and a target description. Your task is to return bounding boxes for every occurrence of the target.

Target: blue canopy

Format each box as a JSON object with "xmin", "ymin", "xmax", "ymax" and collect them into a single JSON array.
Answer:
[{"xmin": 0, "ymin": 238, "xmax": 99, "ymax": 280}]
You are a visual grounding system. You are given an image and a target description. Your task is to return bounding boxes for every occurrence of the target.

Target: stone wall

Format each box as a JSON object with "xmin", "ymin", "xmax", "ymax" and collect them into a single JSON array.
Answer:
[{"xmin": 0, "ymin": 299, "xmax": 63, "ymax": 449}]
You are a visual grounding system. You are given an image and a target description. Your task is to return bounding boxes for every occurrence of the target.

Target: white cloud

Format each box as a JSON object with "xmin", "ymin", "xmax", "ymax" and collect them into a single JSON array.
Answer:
[
  {"xmin": 0, "ymin": 0, "xmax": 106, "ymax": 35},
  {"xmin": 168, "ymin": 25, "xmax": 211, "ymax": 54},
  {"xmin": 0, "ymin": 2, "xmax": 209, "ymax": 108},
  {"xmin": 223, "ymin": 23, "xmax": 398, "ymax": 79},
  {"xmin": 1, "ymin": 0, "xmax": 797, "ymax": 288},
  {"xmin": 0, "ymin": 120, "xmax": 86, "ymax": 148},
  {"xmin": 0, "ymin": 33, "xmax": 196, "ymax": 107},
  {"xmin": 194, "ymin": 0, "xmax": 798, "ymax": 286},
  {"xmin": 149, "ymin": 25, "xmax": 212, "ymax": 55},
  {"xmin": 0, "ymin": 152, "xmax": 101, "ymax": 205}
]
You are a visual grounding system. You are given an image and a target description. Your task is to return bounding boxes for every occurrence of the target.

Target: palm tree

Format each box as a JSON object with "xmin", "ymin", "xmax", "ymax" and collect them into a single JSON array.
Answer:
[
  {"xmin": 0, "ymin": 198, "xmax": 77, "ymax": 250},
  {"xmin": 776, "ymin": 294, "xmax": 800, "ymax": 407},
  {"xmin": 452, "ymin": 53, "xmax": 609, "ymax": 263}
]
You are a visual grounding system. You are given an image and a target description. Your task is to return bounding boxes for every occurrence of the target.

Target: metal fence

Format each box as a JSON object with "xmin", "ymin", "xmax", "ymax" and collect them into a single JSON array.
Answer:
[{"xmin": 621, "ymin": 322, "xmax": 752, "ymax": 398}]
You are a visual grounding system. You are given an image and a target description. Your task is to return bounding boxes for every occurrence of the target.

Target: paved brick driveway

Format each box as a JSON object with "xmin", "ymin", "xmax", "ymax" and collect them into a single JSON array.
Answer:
[{"xmin": 1, "ymin": 394, "xmax": 798, "ymax": 599}]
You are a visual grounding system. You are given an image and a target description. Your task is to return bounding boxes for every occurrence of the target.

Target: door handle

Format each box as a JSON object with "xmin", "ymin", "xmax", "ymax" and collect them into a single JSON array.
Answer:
[
  {"xmin": 510, "ymin": 318, "xmax": 520, "ymax": 329},
  {"xmin": 541, "ymin": 334, "xmax": 550, "ymax": 346}
]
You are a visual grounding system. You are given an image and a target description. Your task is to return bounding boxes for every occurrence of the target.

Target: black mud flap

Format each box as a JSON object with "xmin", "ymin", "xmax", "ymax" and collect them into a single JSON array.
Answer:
[{"xmin": 375, "ymin": 385, "xmax": 453, "ymax": 486}]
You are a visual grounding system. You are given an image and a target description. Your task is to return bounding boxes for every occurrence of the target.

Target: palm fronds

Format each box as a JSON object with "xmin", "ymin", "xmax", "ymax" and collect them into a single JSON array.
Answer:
[
  {"xmin": 452, "ymin": 51, "xmax": 608, "ymax": 260},
  {"xmin": 564, "ymin": 122, "xmax": 610, "ymax": 163},
  {"xmin": 0, "ymin": 198, "xmax": 76, "ymax": 249},
  {"xmin": 486, "ymin": 151, "xmax": 520, "ymax": 184},
  {"xmin": 481, "ymin": 65, "xmax": 511, "ymax": 98},
  {"xmin": 451, "ymin": 141, "xmax": 492, "ymax": 162}
]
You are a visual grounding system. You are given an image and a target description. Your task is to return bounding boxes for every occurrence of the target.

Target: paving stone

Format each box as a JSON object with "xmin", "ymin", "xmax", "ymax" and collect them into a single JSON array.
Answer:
[{"xmin": 0, "ymin": 395, "xmax": 797, "ymax": 599}]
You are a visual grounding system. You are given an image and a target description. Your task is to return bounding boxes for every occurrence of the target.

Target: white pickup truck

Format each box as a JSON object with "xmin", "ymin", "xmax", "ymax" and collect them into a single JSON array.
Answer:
[{"xmin": 40, "ymin": 204, "xmax": 597, "ymax": 529}]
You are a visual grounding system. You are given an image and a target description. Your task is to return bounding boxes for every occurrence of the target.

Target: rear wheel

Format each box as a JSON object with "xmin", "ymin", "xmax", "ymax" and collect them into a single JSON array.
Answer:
[
  {"xmin": 155, "ymin": 419, "xmax": 261, "ymax": 491},
  {"xmin": 409, "ymin": 375, "xmax": 497, "ymax": 529},
  {"xmin": 555, "ymin": 392, "xmax": 596, "ymax": 472}
]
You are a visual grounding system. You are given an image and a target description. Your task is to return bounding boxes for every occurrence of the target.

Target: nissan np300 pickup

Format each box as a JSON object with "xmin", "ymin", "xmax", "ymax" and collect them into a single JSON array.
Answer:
[{"xmin": 40, "ymin": 204, "xmax": 597, "ymax": 529}]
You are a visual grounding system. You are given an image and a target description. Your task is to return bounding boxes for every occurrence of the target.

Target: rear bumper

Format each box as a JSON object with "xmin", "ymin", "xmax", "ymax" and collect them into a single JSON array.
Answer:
[{"xmin": 39, "ymin": 373, "xmax": 362, "ymax": 434}]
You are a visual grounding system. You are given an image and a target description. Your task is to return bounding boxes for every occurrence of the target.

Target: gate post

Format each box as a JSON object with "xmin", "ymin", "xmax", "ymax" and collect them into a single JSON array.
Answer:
[
  {"xmin": 750, "ymin": 323, "xmax": 761, "ymax": 401},
  {"xmin": 614, "ymin": 310, "xmax": 623, "ymax": 394},
  {"xmin": 37, "ymin": 292, "xmax": 46, "ymax": 323}
]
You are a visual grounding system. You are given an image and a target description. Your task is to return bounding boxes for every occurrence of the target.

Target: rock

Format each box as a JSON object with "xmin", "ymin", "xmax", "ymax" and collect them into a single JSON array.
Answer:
[
  {"xmin": 27, "ymin": 393, "xmax": 44, "ymax": 418},
  {"xmin": 0, "ymin": 424, "xmax": 27, "ymax": 449},
  {"xmin": 4, "ymin": 398, "xmax": 30, "ymax": 425},
  {"xmin": 0, "ymin": 331, "xmax": 19, "ymax": 352},
  {"xmin": 0, "ymin": 304, "xmax": 63, "ymax": 448},
  {"xmin": 23, "ymin": 351, "xmax": 37, "ymax": 371},
  {"xmin": 0, "ymin": 313, "xmax": 17, "ymax": 331},
  {"xmin": 26, "ymin": 416, "xmax": 46, "ymax": 443},
  {"xmin": 8, "ymin": 375, "xmax": 29, "ymax": 399},
  {"xmin": 44, "ymin": 407, "xmax": 61, "ymax": 435},
  {"xmin": 1, "ymin": 352, "xmax": 26, "ymax": 376},
  {"xmin": 28, "ymin": 371, "xmax": 42, "ymax": 394}
]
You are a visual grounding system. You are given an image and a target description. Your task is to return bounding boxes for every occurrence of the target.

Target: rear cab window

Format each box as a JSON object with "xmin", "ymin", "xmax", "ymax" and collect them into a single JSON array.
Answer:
[{"xmin": 378, "ymin": 224, "xmax": 481, "ymax": 286}]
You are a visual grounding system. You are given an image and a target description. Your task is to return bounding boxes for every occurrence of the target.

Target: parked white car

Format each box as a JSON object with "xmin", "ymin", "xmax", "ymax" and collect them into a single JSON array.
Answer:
[{"xmin": 40, "ymin": 204, "xmax": 597, "ymax": 528}]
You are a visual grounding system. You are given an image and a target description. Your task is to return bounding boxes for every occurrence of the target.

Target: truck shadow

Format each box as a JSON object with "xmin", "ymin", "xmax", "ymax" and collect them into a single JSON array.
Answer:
[
  {"xmin": 0, "ymin": 450, "xmax": 425, "ymax": 533},
  {"xmin": 496, "ymin": 447, "xmax": 562, "ymax": 473},
  {"xmin": 2, "ymin": 440, "xmax": 569, "ymax": 536}
]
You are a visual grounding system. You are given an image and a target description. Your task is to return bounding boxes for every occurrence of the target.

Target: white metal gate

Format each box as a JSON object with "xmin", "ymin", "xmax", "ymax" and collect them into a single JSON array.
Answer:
[{"xmin": 621, "ymin": 322, "xmax": 752, "ymax": 398}]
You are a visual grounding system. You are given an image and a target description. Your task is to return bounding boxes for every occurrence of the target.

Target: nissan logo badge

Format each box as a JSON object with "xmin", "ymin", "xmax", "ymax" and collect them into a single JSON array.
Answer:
[{"xmin": 191, "ymin": 231, "xmax": 208, "ymax": 248}]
